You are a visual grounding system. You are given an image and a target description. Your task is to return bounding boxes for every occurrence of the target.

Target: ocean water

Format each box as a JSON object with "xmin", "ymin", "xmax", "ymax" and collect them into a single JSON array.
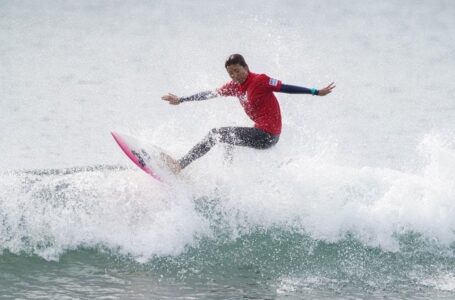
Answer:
[{"xmin": 1, "ymin": 0, "xmax": 455, "ymax": 299}]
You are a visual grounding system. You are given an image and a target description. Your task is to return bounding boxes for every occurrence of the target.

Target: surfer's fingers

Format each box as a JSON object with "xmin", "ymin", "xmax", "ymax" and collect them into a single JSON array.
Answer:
[
  {"xmin": 161, "ymin": 93, "xmax": 178, "ymax": 101},
  {"xmin": 167, "ymin": 93, "xmax": 179, "ymax": 100}
]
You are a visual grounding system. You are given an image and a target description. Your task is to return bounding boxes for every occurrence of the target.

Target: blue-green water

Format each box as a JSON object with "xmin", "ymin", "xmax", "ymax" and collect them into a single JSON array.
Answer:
[{"xmin": 2, "ymin": 227, "xmax": 455, "ymax": 299}]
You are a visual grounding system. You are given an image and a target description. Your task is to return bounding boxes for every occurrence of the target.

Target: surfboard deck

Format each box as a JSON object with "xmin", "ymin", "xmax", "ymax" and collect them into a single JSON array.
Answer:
[{"xmin": 111, "ymin": 132, "xmax": 173, "ymax": 182}]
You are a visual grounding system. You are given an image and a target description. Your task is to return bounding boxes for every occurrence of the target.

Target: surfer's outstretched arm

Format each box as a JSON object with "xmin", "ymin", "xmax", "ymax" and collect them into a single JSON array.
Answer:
[
  {"xmin": 161, "ymin": 91, "xmax": 219, "ymax": 105},
  {"xmin": 278, "ymin": 82, "xmax": 335, "ymax": 96}
]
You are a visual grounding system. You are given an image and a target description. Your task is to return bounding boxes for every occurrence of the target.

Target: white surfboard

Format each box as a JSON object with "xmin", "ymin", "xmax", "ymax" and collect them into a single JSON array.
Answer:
[{"xmin": 111, "ymin": 132, "xmax": 173, "ymax": 182}]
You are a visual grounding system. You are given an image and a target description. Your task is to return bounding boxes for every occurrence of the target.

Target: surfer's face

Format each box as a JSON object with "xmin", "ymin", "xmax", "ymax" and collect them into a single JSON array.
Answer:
[{"xmin": 226, "ymin": 64, "xmax": 249, "ymax": 84}]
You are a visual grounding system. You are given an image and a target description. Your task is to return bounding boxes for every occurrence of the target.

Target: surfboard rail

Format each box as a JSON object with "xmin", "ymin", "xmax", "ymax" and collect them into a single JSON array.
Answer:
[{"xmin": 111, "ymin": 131, "xmax": 163, "ymax": 181}]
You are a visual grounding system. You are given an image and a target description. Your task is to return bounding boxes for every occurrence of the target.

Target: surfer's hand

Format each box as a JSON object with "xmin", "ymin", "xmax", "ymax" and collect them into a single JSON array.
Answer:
[
  {"xmin": 318, "ymin": 82, "xmax": 336, "ymax": 96},
  {"xmin": 161, "ymin": 93, "xmax": 181, "ymax": 105}
]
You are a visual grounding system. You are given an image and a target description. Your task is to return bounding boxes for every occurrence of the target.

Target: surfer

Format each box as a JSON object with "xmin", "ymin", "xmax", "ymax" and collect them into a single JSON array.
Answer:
[{"xmin": 161, "ymin": 54, "xmax": 335, "ymax": 173}]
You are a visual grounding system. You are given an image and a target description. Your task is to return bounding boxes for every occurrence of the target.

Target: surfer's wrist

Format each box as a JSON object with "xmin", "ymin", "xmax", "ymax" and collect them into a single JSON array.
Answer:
[{"xmin": 178, "ymin": 91, "xmax": 218, "ymax": 102}]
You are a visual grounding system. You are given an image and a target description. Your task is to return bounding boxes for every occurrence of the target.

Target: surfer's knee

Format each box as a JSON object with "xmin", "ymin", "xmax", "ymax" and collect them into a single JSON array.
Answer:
[
  {"xmin": 207, "ymin": 128, "xmax": 221, "ymax": 145},
  {"xmin": 209, "ymin": 128, "xmax": 219, "ymax": 136},
  {"xmin": 211, "ymin": 127, "xmax": 238, "ymax": 145}
]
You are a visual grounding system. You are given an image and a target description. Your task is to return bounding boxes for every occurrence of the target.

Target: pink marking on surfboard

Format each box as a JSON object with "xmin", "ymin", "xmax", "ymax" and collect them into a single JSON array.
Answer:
[{"xmin": 111, "ymin": 132, "xmax": 162, "ymax": 181}]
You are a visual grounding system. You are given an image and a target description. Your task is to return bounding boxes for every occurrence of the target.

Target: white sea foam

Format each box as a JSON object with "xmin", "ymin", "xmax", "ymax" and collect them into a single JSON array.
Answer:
[
  {"xmin": 0, "ymin": 169, "xmax": 208, "ymax": 260},
  {"xmin": 0, "ymin": 133, "xmax": 454, "ymax": 260},
  {"xmin": 1, "ymin": 0, "xmax": 455, "ymax": 260},
  {"xmin": 421, "ymin": 273, "xmax": 455, "ymax": 292},
  {"xmin": 187, "ymin": 133, "xmax": 455, "ymax": 251}
]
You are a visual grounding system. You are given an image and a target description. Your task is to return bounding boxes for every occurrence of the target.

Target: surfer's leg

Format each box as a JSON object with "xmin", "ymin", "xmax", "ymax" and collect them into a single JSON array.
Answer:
[
  {"xmin": 178, "ymin": 127, "xmax": 279, "ymax": 170},
  {"xmin": 161, "ymin": 127, "xmax": 227, "ymax": 173},
  {"xmin": 177, "ymin": 128, "xmax": 222, "ymax": 169},
  {"xmin": 218, "ymin": 127, "xmax": 280, "ymax": 149}
]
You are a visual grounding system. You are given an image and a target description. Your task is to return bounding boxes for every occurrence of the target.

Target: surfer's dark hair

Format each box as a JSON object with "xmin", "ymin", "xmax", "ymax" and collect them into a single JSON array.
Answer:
[{"xmin": 225, "ymin": 54, "xmax": 248, "ymax": 68}]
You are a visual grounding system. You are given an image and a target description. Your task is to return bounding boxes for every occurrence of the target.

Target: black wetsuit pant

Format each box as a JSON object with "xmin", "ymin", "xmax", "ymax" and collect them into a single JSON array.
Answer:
[{"xmin": 178, "ymin": 127, "xmax": 280, "ymax": 169}]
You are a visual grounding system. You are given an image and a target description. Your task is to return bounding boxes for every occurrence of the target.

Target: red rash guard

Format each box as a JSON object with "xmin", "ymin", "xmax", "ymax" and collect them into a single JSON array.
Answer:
[{"xmin": 216, "ymin": 72, "xmax": 282, "ymax": 135}]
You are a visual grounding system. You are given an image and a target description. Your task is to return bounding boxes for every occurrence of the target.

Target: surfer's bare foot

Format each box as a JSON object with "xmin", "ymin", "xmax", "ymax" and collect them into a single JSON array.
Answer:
[{"xmin": 160, "ymin": 153, "xmax": 182, "ymax": 174}]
